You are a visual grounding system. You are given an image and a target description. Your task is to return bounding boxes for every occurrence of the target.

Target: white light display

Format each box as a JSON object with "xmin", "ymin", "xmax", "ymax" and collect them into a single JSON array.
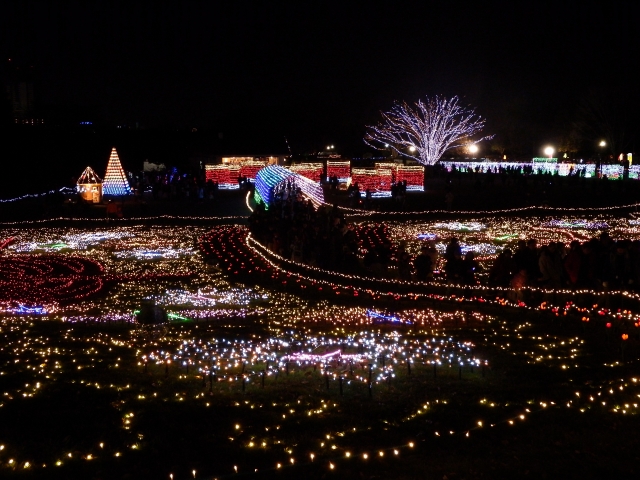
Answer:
[
  {"xmin": 113, "ymin": 247, "xmax": 195, "ymax": 260},
  {"xmin": 10, "ymin": 231, "xmax": 134, "ymax": 252},
  {"xmin": 432, "ymin": 222, "xmax": 486, "ymax": 232},
  {"xmin": 149, "ymin": 288, "xmax": 268, "ymax": 307},
  {"xmin": 364, "ymin": 96, "xmax": 492, "ymax": 166},
  {"xmin": 600, "ymin": 164, "xmax": 624, "ymax": 179},
  {"xmin": 439, "ymin": 161, "xmax": 598, "ymax": 178}
]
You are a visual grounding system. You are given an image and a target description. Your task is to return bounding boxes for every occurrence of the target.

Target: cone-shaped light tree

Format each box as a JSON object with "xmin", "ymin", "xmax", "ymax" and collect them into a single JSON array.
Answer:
[
  {"xmin": 364, "ymin": 95, "xmax": 493, "ymax": 166},
  {"xmin": 103, "ymin": 147, "xmax": 131, "ymax": 195}
]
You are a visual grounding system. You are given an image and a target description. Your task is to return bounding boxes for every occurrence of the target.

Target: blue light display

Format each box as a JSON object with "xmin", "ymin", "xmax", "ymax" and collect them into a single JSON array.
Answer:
[{"xmin": 254, "ymin": 165, "xmax": 324, "ymax": 209}]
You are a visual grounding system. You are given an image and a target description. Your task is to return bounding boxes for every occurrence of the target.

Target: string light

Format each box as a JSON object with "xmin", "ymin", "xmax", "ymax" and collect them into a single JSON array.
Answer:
[{"xmin": 0, "ymin": 187, "xmax": 75, "ymax": 204}]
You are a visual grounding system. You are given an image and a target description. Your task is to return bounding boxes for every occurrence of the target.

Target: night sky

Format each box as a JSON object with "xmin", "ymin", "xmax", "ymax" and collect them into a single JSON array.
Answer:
[{"xmin": 2, "ymin": 0, "xmax": 638, "ymax": 155}]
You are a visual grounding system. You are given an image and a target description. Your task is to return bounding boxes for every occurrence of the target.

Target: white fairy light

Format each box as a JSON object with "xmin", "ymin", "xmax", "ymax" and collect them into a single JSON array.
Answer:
[{"xmin": 364, "ymin": 95, "xmax": 493, "ymax": 166}]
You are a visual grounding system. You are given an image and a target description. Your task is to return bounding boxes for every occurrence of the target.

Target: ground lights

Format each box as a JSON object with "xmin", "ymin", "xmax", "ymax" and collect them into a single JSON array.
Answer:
[
  {"xmin": 140, "ymin": 330, "xmax": 485, "ymax": 389},
  {"xmin": 204, "ymin": 219, "xmax": 640, "ymax": 330},
  {"xmin": 3, "ymin": 221, "xmax": 640, "ymax": 476}
]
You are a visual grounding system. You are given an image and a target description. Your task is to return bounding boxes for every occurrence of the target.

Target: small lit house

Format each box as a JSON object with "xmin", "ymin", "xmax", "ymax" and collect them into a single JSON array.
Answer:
[{"xmin": 76, "ymin": 166, "xmax": 103, "ymax": 203}]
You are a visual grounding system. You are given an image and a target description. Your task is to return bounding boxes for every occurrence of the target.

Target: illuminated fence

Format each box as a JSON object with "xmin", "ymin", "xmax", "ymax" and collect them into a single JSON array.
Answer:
[
  {"xmin": 205, "ymin": 165, "xmax": 241, "ymax": 189},
  {"xmin": 375, "ymin": 162, "xmax": 395, "ymax": 174},
  {"xmin": 629, "ymin": 165, "xmax": 640, "ymax": 179},
  {"xmin": 289, "ymin": 163, "xmax": 323, "ymax": 182},
  {"xmin": 601, "ymin": 164, "xmax": 624, "ymax": 179},
  {"xmin": 440, "ymin": 161, "xmax": 600, "ymax": 178},
  {"xmin": 440, "ymin": 161, "xmax": 531, "ymax": 173},
  {"xmin": 396, "ymin": 165, "xmax": 425, "ymax": 191},
  {"xmin": 558, "ymin": 164, "xmax": 596, "ymax": 177},
  {"xmin": 326, "ymin": 161, "xmax": 351, "ymax": 182}
]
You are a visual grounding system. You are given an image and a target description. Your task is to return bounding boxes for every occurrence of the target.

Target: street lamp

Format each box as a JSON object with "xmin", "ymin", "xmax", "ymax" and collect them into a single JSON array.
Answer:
[
  {"xmin": 597, "ymin": 140, "xmax": 606, "ymax": 177},
  {"xmin": 408, "ymin": 146, "xmax": 416, "ymax": 152},
  {"xmin": 544, "ymin": 146, "xmax": 554, "ymax": 158}
]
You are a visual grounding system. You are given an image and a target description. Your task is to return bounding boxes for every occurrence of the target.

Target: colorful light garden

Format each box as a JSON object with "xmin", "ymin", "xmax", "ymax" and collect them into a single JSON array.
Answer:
[{"xmin": 2, "ymin": 216, "xmax": 640, "ymax": 478}]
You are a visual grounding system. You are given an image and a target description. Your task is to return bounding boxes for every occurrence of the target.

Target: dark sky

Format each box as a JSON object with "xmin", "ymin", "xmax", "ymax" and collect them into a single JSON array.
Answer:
[{"xmin": 2, "ymin": 0, "xmax": 638, "ymax": 154}]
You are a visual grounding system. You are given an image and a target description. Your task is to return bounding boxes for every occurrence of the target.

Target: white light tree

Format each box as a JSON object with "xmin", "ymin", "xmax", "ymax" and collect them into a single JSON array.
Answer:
[{"xmin": 364, "ymin": 95, "xmax": 493, "ymax": 165}]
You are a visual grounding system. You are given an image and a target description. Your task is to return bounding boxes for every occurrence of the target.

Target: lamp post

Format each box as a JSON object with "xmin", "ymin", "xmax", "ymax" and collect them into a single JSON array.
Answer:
[
  {"xmin": 598, "ymin": 140, "xmax": 606, "ymax": 177},
  {"xmin": 468, "ymin": 144, "xmax": 479, "ymax": 158}
]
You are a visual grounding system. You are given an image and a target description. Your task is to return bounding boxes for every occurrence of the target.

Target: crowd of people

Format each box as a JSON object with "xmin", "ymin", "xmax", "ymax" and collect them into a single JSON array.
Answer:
[
  {"xmin": 248, "ymin": 186, "xmax": 362, "ymax": 273},
  {"xmin": 128, "ymin": 170, "xmax": 223, "ymax": 202},
  {"xmin": 484, "ymin": 233, "xmax": 640, "ymax": 291},
  {"xmin": 251, "ymin": 185, "xmax": 640, "ymax": 294}
]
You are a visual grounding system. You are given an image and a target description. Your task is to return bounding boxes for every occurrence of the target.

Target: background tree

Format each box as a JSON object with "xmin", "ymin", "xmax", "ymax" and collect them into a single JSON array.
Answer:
[
  {"xmin": 364, "ymin": 95, "xmax": 493, "ymax": 166},
  {"xmin": 573, "ymin": 82, "xmax": 639, "ymax": 159}
]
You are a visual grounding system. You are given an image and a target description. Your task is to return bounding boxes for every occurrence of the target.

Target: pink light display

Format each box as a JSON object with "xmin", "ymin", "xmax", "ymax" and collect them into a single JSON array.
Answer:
[
  {"xmin": 351, "ymin": 168, "xmax": 391, "ymax": 193},
  {"xmin": 240, "ymin": 161, "xmax": 267, "ymax": 181},
  {"xmin": 290, "ymin": 163, "xmax": 323, "ymax": 182},
  {"xmin": 326, "ymin": 161, "xmax": 351, "ymax": 182},
  {"xmin": 205, "ymin": 165, "xmax": 241, "ymax": 189},
  {"xmin": 396, "ymin": 165, "xmax": 425, "ymax": 191},
  {"xmin": 0, "ymin": 254, "xmax": 106, "ymax": 310},
  {"xmin": 374, "ymin": 162, "xmax": 395, "ymax": 174}
]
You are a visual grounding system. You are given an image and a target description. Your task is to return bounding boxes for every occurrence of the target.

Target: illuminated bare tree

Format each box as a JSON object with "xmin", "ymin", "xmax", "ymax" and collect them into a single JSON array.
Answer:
[{"xmin": 364, "ymin": 96, "xmax": 493, "ymax": 165}]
